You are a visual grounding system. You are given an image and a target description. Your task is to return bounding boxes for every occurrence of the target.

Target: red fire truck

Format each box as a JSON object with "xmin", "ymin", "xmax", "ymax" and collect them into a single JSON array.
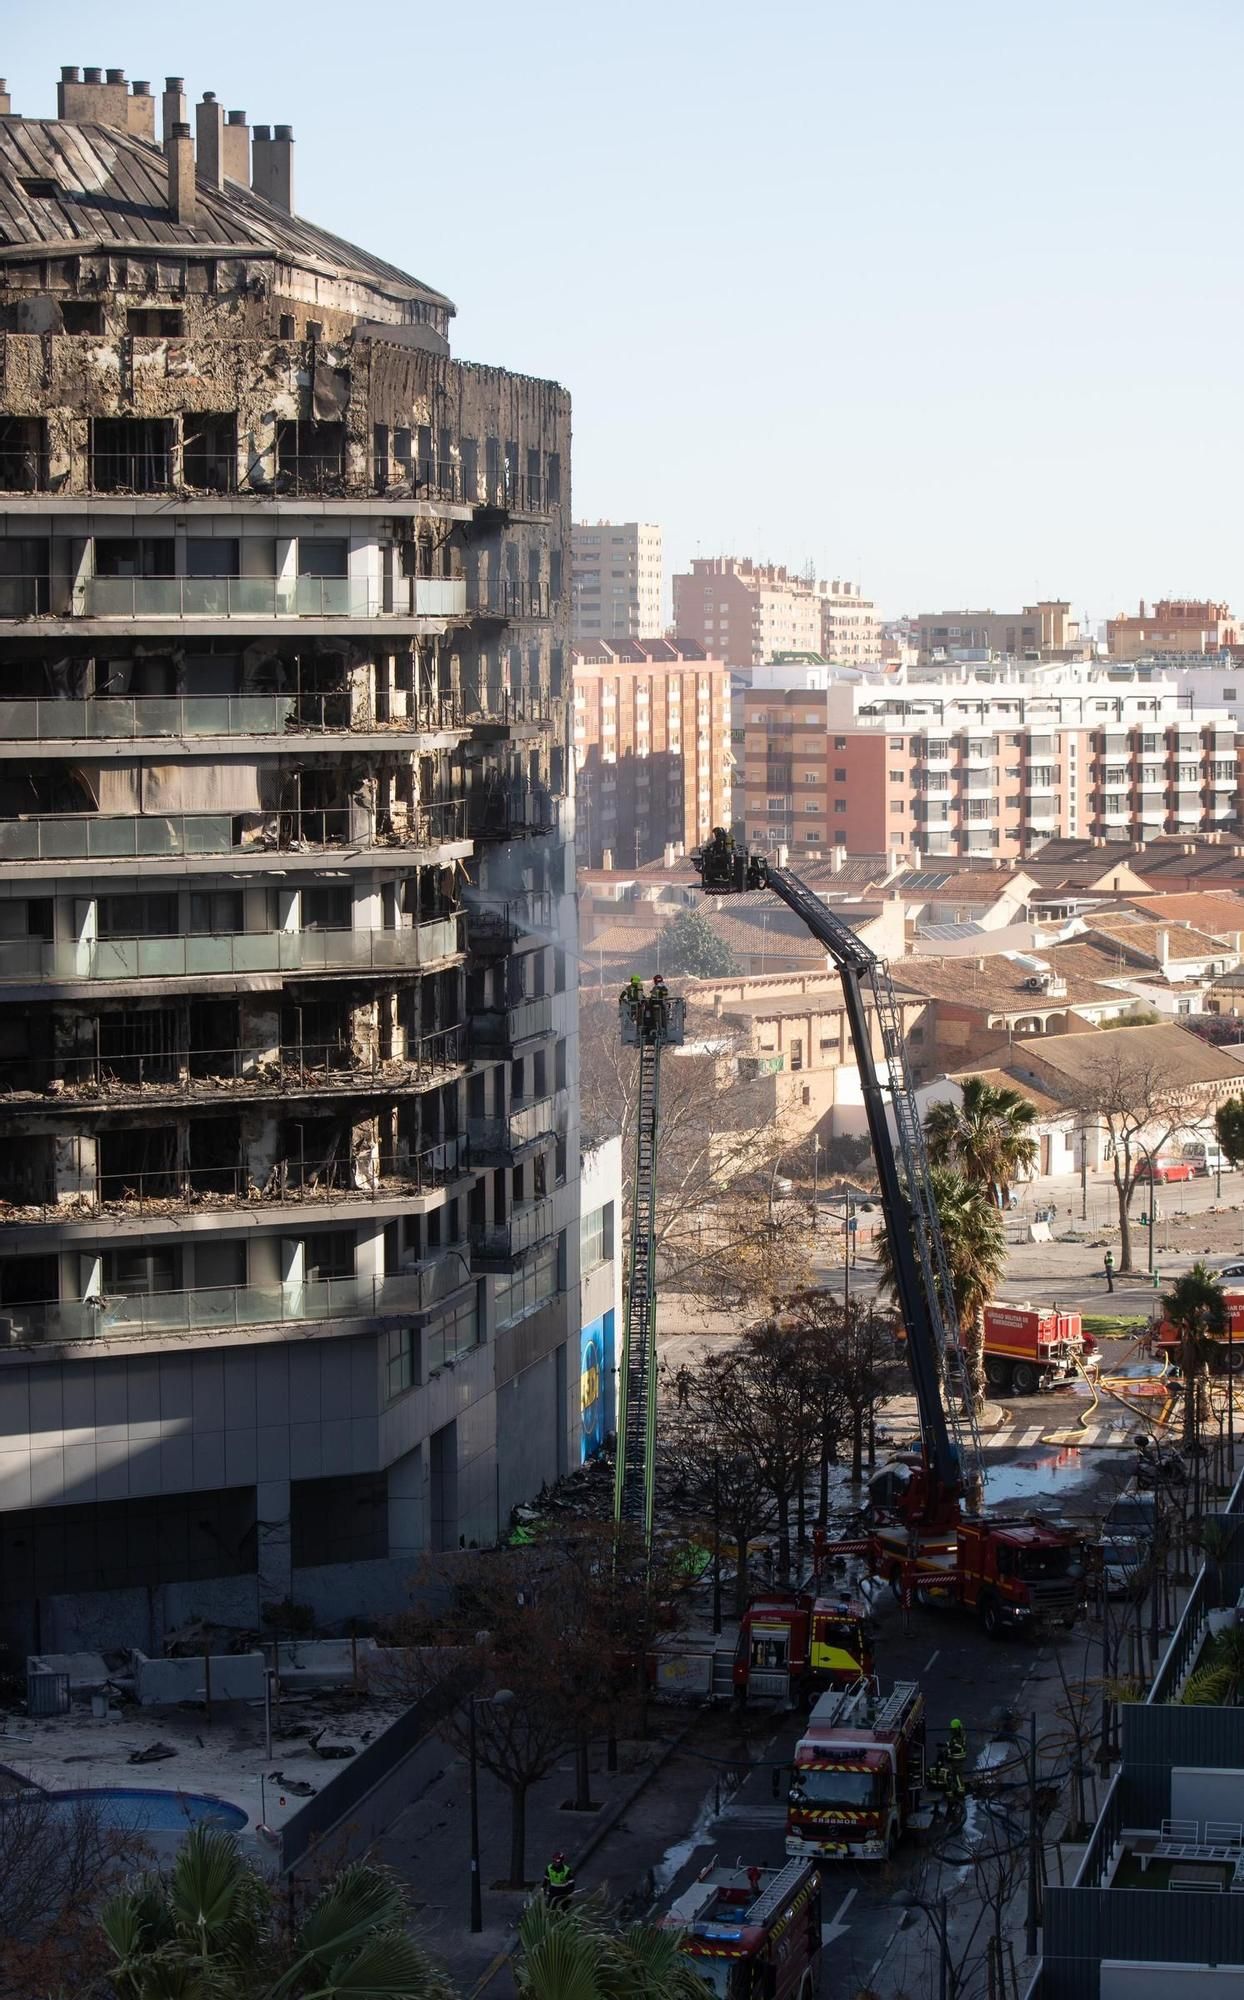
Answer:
[
  {"xmin": 980, "ymin": 1302, "xmax": 1096, "ymax": 1396},
  {"xmin": 649, "ymin": 1588, "xmax": 874, "ymax": 1709},
  {"xmin": 786, "ymin": 1679, "xmax": 925, "ymax": 1862},
  {"xmin": 666, "ymin": 1858, "xmax": 823, "ymax": 2000},
  {"xmin": 1153, "ymin": 1292, "xmax": 1244, "ymax": 1374}
]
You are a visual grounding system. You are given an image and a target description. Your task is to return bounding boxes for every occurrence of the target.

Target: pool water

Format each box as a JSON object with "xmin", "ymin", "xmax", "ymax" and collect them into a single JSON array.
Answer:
[{"xmin": 39, "ymin": 1787, "xmax": 247, "ymax": 1832}]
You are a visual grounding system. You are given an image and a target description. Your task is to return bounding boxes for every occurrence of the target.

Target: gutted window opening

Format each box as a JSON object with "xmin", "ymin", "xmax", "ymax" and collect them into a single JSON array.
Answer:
[
  {"xmin": 0, "ymin": 417, "xmax": 46, "ymax": 493},
  {"xmin": 183, "ymin": 412, "xmax": 237, "ymax": 492},
  {"xmin": 276, "ymin": 420, "xmax": 345, "ymax": 494},
  {"xmin": 127, "ymin": 308, "xmax": 185, "ymax": 337},
  {"xmin": 60, "ymin": 301, "xmax": 104, "ymax": 334},
  {"xmin": 90, "ymin": 418, "xmax": 173, "ymax": 493}
]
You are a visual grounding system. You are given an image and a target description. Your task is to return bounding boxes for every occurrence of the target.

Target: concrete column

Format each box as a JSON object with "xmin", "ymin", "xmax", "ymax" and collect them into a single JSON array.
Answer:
[
  {"xmin": 239, "ymin": 997, "xmax": 280, "ymax": 1072},
  {"xmin": 72, "ymin": 897, "xmax": 96, "ymax": 977},
  {"xmin": 275, "ymin": 536, "xmax": 297, "ymax": 614},
  {"xmin": 249, "ymin": 1234, "xmax": 281, "ymax": 1290},
  {"xmin": 242, "ymin": 1111, "xmax": 280, "ymax": 1191},
  {"xmin": 54, "ymin": 1133, "xmax": 96, "ymax": 1207},
  {"xmin": 354, "ymin": 885, "xmax": 380, "ymax": 934},
  {"xmin": 277, "ymin": 888, "xmax": 300, "ymax": 933},
  {"xmin": 387, "ymin": 1444, "xmax": 424, "ymax": 1555},
  {"xmin": 75, "ymin": 1250, "xmax": 101, "ymax": 1300},
  {"xmin": 355, "ymin": 1221, "xmax": 385, "ymax": 1286},
  {"xmin": 256, "ymin": 1477, "xmax": 292, "ymax": 1610}
]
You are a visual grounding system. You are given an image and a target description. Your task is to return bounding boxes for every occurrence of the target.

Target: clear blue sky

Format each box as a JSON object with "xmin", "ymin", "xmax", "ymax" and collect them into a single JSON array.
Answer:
[{"xmin": 9, "ymin": 1, "xmax": 1243, "ymax": 623}]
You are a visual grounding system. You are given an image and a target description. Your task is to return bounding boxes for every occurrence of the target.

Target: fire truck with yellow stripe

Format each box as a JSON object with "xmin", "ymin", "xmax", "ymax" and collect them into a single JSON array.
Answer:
[
  {"xmin": 785, "ymin": 1678, "xmax": 926, "ymax": 1863},
  {"xmin": 666, "ymin": 1858, "xmax": 823, "ymax": 2000}
]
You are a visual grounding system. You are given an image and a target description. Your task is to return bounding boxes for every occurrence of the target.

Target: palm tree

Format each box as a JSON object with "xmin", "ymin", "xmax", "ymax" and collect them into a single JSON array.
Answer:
[
  {"xmin": 875, "ymin": 1164, "xmax": 1007, "ymax": 1412},
  {"xmin": 1161, "ymin": 1261, "xmax": 1227, "ymax": 1451},
  {"xmin": 515, "ymin": 1891, "xmax": 711, "ymax": 1999},
  {"xmin": 101, "ymin": 1826, "xmax": 452, "ymax": 2000},
  {"xmin": 925, "ymin": 1076, "xmax": 1039, "ymax": 1209}
]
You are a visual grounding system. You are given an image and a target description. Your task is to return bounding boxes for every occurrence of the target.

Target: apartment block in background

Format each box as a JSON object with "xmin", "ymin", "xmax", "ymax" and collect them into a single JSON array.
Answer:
[
  {"xmin": 572, "ymin": 641, "xmax": 731, "ymax": 867},
  {"xmin": 571, "ymin": 521, "xmax": 663, "ymax": 645},
  {"xmin": 910, "ymin": 600, "xmax": 1087, "ymax": 665},
  {"xmin": 1106, "ymin": 597, "xmax": 1241, "ymax": 662},
  {"xmin": 741, "ymin": 662, "xmax": 1238, "ymax": 861},
  {"xmin": 0, "ymin": 69, "xmax": 579, "ymax": 1653},
  {"xmin": 673, "ymin": 557, "xmax": 823, "ymax": 667},
  {"xmin": 819, "ymin": 580, "xmax": 881, "ymax": 665}
]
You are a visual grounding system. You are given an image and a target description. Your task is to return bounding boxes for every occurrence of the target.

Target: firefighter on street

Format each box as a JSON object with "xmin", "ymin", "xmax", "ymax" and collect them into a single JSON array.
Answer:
[{"xmin": 544, "ymin": 1852, "xmax": 574, "ymax": 1907}]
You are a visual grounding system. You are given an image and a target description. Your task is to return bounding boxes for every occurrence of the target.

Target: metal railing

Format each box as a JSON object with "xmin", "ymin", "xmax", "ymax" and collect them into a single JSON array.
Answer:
[
  {"xmin": 466, "ymin": 579, "xmax": 552, "ymax": 621},
  {"xmin": 87, "ymin": 449, "xmax": 174, "ymax": 493},
  {"xmin": 0, "ymin": 1027, "xmax": 466, "ymax": 1102},
  {"xmin": 0, "ymin": 579, "xmax": 471, "ymax": 622},
  {"xmin": 373, "ymin": 457, "xmax": 466, "ymax": 504},
  {"xmin": 0, "ymin": 802, "xmax": 467, "ymax": 863},
  {"xmin": 471, "ymin": 472, "xmax": 555, "ymax": 513},
  {"xmin": 10, "ymin": 1135, "xmax": 469, "ymax": 1225},
  {"xmin": 0, "ymin": 915, "xmax": 465, "ymax": 985},
  {"xmin": 0, "ymin": 1255, "xmax": 472, "ymax": 1347},
  {"xmin": 469, "ymin": 1195, "xmax": 556, "ymax": 1263},
  {"xmin": 0, "ymin": 691, "xmax": 471, "ymax": 740},
  {"xmin": 472, "ymin": 996, "xmax": 554, "ymax": 1049},
  {"xmin": 466, "ymin": 788, "xmax": 559, "ymax": 838},
  {"xmin": 241, "ymin": 456, "xmax": 348, "ymax": 497}
]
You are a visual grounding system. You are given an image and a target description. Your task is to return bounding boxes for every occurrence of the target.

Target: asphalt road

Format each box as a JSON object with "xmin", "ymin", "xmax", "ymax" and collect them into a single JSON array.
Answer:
[{"xmin": 648, "ymin": 1422, "xmax": 1147, "ymax": 2000}]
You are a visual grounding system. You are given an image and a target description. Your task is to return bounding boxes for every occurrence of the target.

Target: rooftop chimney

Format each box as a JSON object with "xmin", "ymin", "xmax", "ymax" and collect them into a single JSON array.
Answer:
[
  {"xmin": 221, "ymin": 110, "xmax": 249, "ymax": 186},
  {"xmin": 166, "ymin": 120, "xmax": 196, "ymax": 227},
  {"xmin": 127, "ymin": 79, "xmax": 154, "ymax": 140},
  {"xmin": 251, "ymin": 123, "xmax": 294, "ymax": 211},
  {"xmin": 196, "ymin": 91, "xmax": 224, "ymax": 191},
  {"xmin": 161, "ymin": 75, "xmax": 186, "ymax": 143},
  {"xmin": 0, "ymin": 79, "xmax": 10, "ymax": 118},
  {"xmin": 57, "ymin": 63, "xmax": 131, "ymax": 132}
]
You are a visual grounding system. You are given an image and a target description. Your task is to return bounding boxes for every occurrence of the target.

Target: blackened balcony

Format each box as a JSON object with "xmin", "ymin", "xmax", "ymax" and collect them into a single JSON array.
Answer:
[
  {"xmin": 464, "ymin": 895, "xmax": 555, "ymax": 954},
  {"xmin": 472, "ymin": 995, "xmax": 554, "ymax": 1053},
  {"xmin": 469, "ymin": 1195, "xmax": 556, "ymax": 1270},
  {"xmin": 0, "ymin": 690, "xmax": 469, "ymax": 742},
  {"xmin": 466, "ymin": 579, "xmax": 552, "ymax": 622},
  {"xmin": 0, "ymin": 801, "xmax": 467, "ymax": 865},
  {"xmin": 0, "ymin": 1135, "xmax": 471, "ymax": 1228},
  {"xmin": 465, "ymin": 787, "xmax": 559, "ymax": 839},
  {"xmin": 0, "ymin": 1026, "xmax": 466, "ymax": 1110}
]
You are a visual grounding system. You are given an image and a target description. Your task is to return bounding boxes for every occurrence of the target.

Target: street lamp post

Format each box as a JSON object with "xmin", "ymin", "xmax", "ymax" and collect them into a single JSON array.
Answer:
[
  {"xmin": 468, "ymin": 1688, "xmax": 515, "ymax": 1933},
  {"xmin": 1134, "ymin": 1139, "xmax": 1156, "ymax": 1276}
]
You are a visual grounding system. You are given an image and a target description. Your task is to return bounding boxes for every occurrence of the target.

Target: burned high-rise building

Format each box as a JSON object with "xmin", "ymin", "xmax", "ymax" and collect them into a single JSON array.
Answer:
[{"xmin": 0, "ymin": 68, "xmax": 578, "ymax": 1647}]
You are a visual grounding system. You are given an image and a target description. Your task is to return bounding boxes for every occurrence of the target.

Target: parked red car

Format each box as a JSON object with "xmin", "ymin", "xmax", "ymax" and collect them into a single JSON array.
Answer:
[{"xmin": 1135, "ymin": 1158, "xmax": 1197, "ymax": 1184}]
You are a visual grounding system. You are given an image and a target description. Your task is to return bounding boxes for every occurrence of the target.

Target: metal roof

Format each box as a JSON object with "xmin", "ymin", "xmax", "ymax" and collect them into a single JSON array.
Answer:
[{"xmin": 0, "ymin": 118, "xmax": 454, "ymax": 311}]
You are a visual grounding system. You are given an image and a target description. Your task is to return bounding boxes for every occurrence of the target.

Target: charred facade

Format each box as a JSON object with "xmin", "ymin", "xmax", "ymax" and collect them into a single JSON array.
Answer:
[{"xmin": 0, "ymin": 69, "xmax": 578, "ymax": 1649}]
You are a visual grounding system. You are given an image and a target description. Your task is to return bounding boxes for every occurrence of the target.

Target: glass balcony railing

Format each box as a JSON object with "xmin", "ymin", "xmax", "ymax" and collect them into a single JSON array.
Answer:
[
  {"xmin": 472, "ymin": 996, "xmax": 554, "ymax": 1051},
  {"xmin": 0, "ymin": 692, "xmax": 474, "ymax": 741},
  {"xmin": 0, "ymin": 1253, "xmax": 473, "ymax": 1347},
  {"xmin": 0, "ymin": 915, "xmax": 465, "ymax": 985},
  {"xmin": 12, "ymin": 577, "xmax": 470, "ymax": 622},
  {"xmin": 469, "ymin": 1196, "xmax": 556, "ymax": 1266},
  {"xmin": 0, "ymin": 1027, "xmax": 466, "ymax": 1103},
  {"xmin": 0, "ymin": 801, "xmax": 467, "ymax": 864},
  {"xmin": 4, "ymin": 1137, "xmax": 470, "ymax": 1226}
]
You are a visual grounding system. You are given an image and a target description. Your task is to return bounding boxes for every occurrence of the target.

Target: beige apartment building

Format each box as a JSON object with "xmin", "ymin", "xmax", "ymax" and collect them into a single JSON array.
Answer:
[
  {"xmin": 740, "ymin": 665, "xmax": 1239, "ymax": 861},
  {"xmin": 819, "ymin": 580, "xmax": 881, "ymax": 664},
  {"xmin": 572, "ymin": 521, "xmax": 663, "ymax": 645},
  {"xmin": 1106, "ymin": 598, "xmax": 1240, "ymax": 662},
  {"xmin": 571, "ymin": 641, "xmax": 731, "ymax": 867},
  {"xmin": 911, "ymin": 601, "xmax": 1086, "ymax": 664},
  {"xmin": 674, "ymin": 557, "xmax": 823, "ymax": 666}
]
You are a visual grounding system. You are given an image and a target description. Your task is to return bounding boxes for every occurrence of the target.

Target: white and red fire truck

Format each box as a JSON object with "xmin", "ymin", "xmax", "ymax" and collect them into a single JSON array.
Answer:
[
  {"xmin": 666, "ymin": 1858, "xmax": 823, "ymax": 2000},
  {"xmin": 785, "ymin": 1678, "xmax": 926, "ymax": 1863}
]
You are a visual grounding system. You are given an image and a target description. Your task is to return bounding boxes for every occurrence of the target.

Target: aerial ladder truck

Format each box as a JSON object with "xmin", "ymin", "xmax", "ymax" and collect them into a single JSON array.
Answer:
[{"xmin": 690, "ymin": 835, "xmax": 1084, "ymax": 1636}]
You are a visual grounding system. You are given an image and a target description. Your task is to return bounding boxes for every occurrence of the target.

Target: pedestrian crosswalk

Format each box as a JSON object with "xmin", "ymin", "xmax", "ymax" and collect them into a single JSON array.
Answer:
[{"xmin": 885, "ymin": 1414, "xmax": 1136, "ymax": 1452}]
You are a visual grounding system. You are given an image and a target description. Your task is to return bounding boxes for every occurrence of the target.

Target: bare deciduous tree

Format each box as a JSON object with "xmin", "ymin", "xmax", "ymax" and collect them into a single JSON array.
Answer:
[
  {"xmin": 1074, "ymin": 1047, "xmax": 1217, "ymax": 1272},
  {"xmin": 0, "ymin": 1788, "xmax": 144, "ymax": 1997}
]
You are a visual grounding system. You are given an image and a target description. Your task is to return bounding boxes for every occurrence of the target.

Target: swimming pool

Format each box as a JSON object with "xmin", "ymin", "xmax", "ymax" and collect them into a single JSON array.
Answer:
[{"xmin": 38, "ymin": 1787, "xmax": 248, "ymax": 1832}]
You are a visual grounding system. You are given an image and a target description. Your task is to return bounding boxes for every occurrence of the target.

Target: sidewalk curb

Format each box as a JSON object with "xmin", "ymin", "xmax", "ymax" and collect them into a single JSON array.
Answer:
[
  {"xmin": 467, "ymin": 1724, "xmax": 693, "ymax": 1996},
  {"xmin": 570, "ymin": 1723, "xmax": 694, "ymax": 1877}
]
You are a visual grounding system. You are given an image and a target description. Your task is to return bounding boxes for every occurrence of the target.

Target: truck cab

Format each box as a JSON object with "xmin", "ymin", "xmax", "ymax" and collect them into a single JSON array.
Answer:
[
  {"xmin": 957, "ymin": 1519, "xmax": 1084, "ymax": 1635},
  {"xmin": 734, "ymin": 1592, "xmax": 874, "ymax": 1705},
  {"xmin": 786, "ymin": 1680, "xmax": 924, "ymax": 1863}
]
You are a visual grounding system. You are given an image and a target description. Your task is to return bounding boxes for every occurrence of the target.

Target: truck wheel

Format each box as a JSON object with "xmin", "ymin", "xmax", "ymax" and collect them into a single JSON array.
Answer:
[
  {"xmin": 985, "ymin": 1357, "xmax": 1012, "ymax": 1393},
  {"xmin": 1011, "ymin": 1362, "xmax": 1038, "ymax": 1396},
  {"xmin": 1227, "ymin": 1346, "xmax": 1244, "ymax": 1374},
  {"xmin": 980, "ymin": 1597, "xmax": 1003, "ymax": 1640}
]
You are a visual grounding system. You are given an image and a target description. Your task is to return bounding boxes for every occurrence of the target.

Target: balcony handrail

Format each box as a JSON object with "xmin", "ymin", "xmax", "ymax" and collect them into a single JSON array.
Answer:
[
  {"xmin": 0, "ymin": 1255, "xmax": 474, "ymax": 1347},
  {"xmin": 465, "ymin": 578, "xmax": 552, "ymax": 621},
  {"xmin": 0, "ymin": 914, "xmax": 466, "ymax": 985},
  {"xmin": 3, "ymin": 578, "xmax": 471, "ymax": 622},
  {"xmin": 3, "ymin": 1135, "xmax": 470, "ymax": 1225},
  {"xmin": 0, "ymin": 800, "xmax": 468, "ymax": 863},
  {"xmin": 0, "ymin": 1026, "xmax": 467, "ymax": 1102},
  {"xmin": 0, "ymin": 691, "xmax": 471, "ymax": 740}
]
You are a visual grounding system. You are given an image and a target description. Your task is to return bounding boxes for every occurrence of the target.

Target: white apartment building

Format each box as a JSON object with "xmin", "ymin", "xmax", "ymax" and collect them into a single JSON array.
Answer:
[
  {"xmin": 572, "ymin": 522, "xmax": 663, "ymax": 645},
  {"xmin": 817, "ymin": 580, "xmax": 882, "ymax": 665}
]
